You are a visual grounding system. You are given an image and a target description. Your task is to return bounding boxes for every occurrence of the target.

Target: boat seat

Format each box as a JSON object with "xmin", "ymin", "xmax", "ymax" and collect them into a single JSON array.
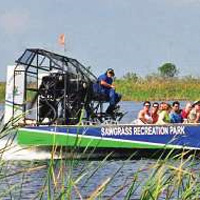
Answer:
[{"xmin": 92, "ymin": 93, "xmax": 109, "ymax": 103}]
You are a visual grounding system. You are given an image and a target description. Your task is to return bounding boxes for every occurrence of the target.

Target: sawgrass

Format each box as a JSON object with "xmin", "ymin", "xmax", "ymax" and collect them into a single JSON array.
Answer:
[
  {"xmin": 1, "ymin": 76, "xmax": 200, "ymax": 102},
  {"xmin": 0, "ymin": 83, "xmax": 5, "ymax": 103},
  {"xmin": 115, "ymin": 77, "xmax": 200, "ymax": 101},
  {"xmin": 0, "ymin": 116, "xmax": 200, "ymax": 199}
]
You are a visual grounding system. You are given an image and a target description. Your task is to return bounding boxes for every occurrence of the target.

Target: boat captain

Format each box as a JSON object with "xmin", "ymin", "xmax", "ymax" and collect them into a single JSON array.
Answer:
[{"xmin": 93, "ymin": 68, "xmax": 122, "ymax": 115}]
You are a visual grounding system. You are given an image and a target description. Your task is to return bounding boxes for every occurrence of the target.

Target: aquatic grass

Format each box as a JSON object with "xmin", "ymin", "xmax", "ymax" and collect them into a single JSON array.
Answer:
[
  {"xmin": 87, "ymin": 177, "xmax": 111, "ymax": 199},
  {"xmin": 2, "ymin": 76, "xmax": 200, "ymax": 102},
  {"xmin": 0, "ymin": 162, "xmax": 47, "ymax": 199},
  {"xmin": 85, "ymin": 156, "xmax": 135, "ymax": 200},
  {"xmin": 2, "ymin": 113, "xmax": 200, "ymax": 199},
  {"xmin": 1, "ymin": 142, "xmax": 200, "ymax": 199},
  {"xmin": 116, "ymin": 77, "xmax": 200, "ymax": 101},
  {"xmin": 137, "ymin": 150, "xmax": 199, "ymax": 200},
  {"xmin": 37, "ymin": 147, "xmax": 138, "ymax": 199},
  {"xmin": 118, "ymin": 174, "xmax": 139, "ymax": 200},
  {"xmin": 0, "ymin": 82, "xmax": 5, "ymax": 103}
]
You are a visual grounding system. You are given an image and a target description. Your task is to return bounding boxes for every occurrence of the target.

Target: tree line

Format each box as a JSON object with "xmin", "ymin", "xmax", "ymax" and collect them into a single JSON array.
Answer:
[{"xmin": 122, "ymin": 63, "xmax": 179, "ymax": 81}]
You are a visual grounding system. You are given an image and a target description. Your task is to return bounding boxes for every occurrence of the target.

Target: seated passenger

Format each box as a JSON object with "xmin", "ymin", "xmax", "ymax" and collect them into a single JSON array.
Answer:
[
  {"xmin": 137, "ymin": 101, "xmax": 153, "ymax": 124},
  {"xmin": 159, "ymin": 102, "xmax": 167, "ymax": 111},
  {"xmin": 181, "ymin": 102, "xmax": 192, "ymax": 122},
  {"xmin": 156, "ymin": 102, "xmax": 171, "ymax": 124},
  {"xmin": 93, "ymin": 68, "xmax": 122, "ymax": 115},
  {"xmin": 151, "ymin": 102, "xmax": 159, "ymax": 124},
  {"xmin": 170, "ymin": 101, "xmax": 183, "ymax": 123},
  {"xmin": 188, "ymin": 100, "xmax": 200, "ymax": 123}
]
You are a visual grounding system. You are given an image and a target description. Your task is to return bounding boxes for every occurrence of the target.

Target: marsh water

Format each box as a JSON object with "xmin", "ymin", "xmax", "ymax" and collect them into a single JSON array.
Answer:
[{"xmin": 0, "ymin": 101, "xmax": 200, "ymax": 199}]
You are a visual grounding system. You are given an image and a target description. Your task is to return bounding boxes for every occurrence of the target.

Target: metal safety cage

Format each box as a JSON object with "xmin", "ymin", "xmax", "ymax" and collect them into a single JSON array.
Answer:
[{"xmin": 13, "ymin": 48, "xmax": 97, "ymax": 125}]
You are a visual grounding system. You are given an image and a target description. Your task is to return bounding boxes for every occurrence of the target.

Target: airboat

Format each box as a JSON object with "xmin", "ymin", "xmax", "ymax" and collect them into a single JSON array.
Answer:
[{"xmin": 4, "ymin": 48, "xmax": 200, "ymax": 157}]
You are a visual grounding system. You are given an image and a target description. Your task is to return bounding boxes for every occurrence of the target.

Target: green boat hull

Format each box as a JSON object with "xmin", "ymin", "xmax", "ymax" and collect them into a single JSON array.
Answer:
[{"xmin": 17, "ymin": 126, "xmax": 187, "ymax": 150}]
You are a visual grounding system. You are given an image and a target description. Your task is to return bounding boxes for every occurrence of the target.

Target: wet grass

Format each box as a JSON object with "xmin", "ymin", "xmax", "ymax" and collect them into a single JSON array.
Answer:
[
  {"xmin": 1, "ymin": 116, "xmax": 200, "ymax": 199},
  {"xmin": 1, "ymin": 148, "xmax": 200, "ymax": 199}
]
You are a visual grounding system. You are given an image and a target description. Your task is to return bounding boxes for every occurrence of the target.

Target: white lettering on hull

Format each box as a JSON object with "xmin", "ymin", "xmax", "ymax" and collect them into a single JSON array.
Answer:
[{"xmin": 101, "ymin": 126, "xmax": 185, "ymax": 136}]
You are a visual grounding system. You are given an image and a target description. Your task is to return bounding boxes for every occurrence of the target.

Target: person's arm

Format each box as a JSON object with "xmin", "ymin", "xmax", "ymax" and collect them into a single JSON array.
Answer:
[
  {"xmin": 194, "ymin": 112, "xmax": 200, "ymax": 123},
  {"xmin": 169, "ymin": 113, "xmax": 175, "ymax": 123},
  {"xmin": 156, "ymin": 111, "xmax": 166, "ymax": 124},
  {"xmin": 181, "ymin": 110, "xmax": 187, "ymax": 119},
  {"xmin": 100, "ymin": 80, "xmax": 115, "ymax": 89},
  {"xmin": 138, "ymin": 110, "xmax": 146, "ymax": 124}
]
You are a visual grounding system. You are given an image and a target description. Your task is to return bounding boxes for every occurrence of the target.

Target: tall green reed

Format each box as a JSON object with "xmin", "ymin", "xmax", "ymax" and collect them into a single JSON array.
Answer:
[{"xmin": 1, "ymin": 114, "xmax": 200, "ymax": 199}]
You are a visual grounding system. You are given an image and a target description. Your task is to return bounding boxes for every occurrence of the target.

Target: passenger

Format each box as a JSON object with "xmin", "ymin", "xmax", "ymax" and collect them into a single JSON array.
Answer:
[
  {"xmin": 170, "ymin": 101, "xmax": 183, "ymax": 123},
  {"xmin": 137, "ymin": 101, "xmax": 153, "ymax": 124},
  {"xmin": 188, "ymin": 100, "xmax": 200, "ymax": 123},
  {"xmin": 156, "ymin": 102, "xmax": 171, "ymax": 124},
  {"xmin": 159, "ymin": 102, "xmax": 165, "ymax": 110},
  {"xmin": 93, "ymin": 68, "xmax": 122, "ymax": 115},
  {"xmin": 181, "ymin": 102, "xmax": 192, "ymax": 122},
  {"xmin": 151, "ymin": 102, "xmax": 159, "ymax": 124}
]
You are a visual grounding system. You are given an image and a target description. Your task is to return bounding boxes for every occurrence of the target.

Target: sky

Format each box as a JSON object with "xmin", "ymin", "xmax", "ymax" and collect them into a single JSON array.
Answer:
[{"xmin": 0, "ymin": 0, "xmax": 200, "ymax": 81}]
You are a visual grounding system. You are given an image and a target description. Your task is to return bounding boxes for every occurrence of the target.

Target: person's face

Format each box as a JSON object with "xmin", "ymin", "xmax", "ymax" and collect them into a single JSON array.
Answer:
[
  {"xmin": 186, "ymin": 103, "xmax": 192, "ymax": 112},
  {"xmin": 159, "ymin": 103, "xmax": 165, "ymax": 110},
  {"xmin": 162, "ymin": 103, "xmax": 168, "ymax": 110},
  {"xmin": 195, "ymin": 104, "xmax": 200, "ymax": 111},
  {"xmin": 173, "ymin": 104, "xmax": 180, "ymax": 112},
  {"xmin": 107, "ymin": 72, "xmax": 114, "ymax": 78},
  {"xmin": 144, "ymin": 104, "xmax": 150, "ymax": 111},
  {"xmin": 152, "ymin": 105, "xmax": 159, "ymax": 113}
]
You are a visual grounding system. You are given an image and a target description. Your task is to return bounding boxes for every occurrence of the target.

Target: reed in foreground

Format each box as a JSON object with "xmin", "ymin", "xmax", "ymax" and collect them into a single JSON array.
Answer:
[{"xmin": 1, "ymin": 118, "xmax": 200, "ymax": 199}]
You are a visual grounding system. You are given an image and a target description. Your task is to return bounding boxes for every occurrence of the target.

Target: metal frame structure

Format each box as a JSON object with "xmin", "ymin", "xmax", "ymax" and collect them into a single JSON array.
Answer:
[
  {"xmin": 12, "ymin": 48, "xmax": 123, "ymax": 126},
  {"xmin": 13, "ymin": 48, "xmax": 97, "ymax": 125}
]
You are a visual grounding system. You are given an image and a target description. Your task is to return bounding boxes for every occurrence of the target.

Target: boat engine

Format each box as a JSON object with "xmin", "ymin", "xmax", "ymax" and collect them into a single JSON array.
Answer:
[{"xmin": 37, "ymin": 72, "xmax": 91, "ymax": 125}]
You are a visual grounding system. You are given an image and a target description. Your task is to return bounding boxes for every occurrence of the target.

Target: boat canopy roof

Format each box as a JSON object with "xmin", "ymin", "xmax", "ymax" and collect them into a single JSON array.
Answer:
[{"xmin": 15, "ymin": 48, "xmax": 97, "ymax": 83}]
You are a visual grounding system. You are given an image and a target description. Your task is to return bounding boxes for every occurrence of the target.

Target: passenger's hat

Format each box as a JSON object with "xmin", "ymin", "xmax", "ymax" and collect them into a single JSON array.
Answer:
[
  {"xmin": 106, "ymin": 68, "xmax": 115, "ymax": 76},
  {"xmin": 192, "ymin": 100, "xmax": 200, "ymax": 107},
  {"xmin": 153, "ymin": 102, "xmax": 159, "ymax": 107},
  {"xmin": 143, "ymin": 101, "xmax": 151, "ymax": 106}
]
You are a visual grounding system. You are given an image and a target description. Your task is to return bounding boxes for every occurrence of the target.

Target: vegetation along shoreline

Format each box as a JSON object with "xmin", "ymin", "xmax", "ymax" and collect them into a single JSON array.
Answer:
[{"xmin": 1, "ymin": 63, "xmax": 200, "ymax": 102}]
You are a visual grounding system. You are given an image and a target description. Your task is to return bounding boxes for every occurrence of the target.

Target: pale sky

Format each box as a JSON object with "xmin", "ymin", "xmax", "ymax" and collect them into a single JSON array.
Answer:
[{"xmin": 0, "ymin": 0, "xmax": 200, "ymax": 80}]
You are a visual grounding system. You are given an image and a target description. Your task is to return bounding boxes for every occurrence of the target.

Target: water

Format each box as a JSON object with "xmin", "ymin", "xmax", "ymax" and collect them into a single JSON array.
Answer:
[{"xmin": 0, "ymin": 101, "xmax": 199, "ymax": 199}]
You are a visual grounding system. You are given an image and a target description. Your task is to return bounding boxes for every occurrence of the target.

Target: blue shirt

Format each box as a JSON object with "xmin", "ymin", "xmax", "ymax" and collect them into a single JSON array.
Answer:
[
  {"xmin": 170, "ymin": 111, "xmax": 183, "ymax": 123},
  {"xmin": 93, "ymin": 73, "xmax": 112, "ymax": 93},
  {"xmin": 98, "ymin": 73, "xmax": 113, "ymax": 86},
  {"xmin": 93, "ymin": 73, "xmax": 114, "ymax": 94}
]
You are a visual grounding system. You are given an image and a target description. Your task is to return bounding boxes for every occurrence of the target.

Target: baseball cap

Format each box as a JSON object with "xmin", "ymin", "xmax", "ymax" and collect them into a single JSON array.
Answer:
[
  {"xmin": 106, "ymin": 68, "xmax": 115, "ymax": 76},
  {"xmin": 192, "ymin": 100, "xmax": 200, "ymax": 107},
  {"xmin": 153, "ymin": 102, "xmax": 159, "ymax": 107},
  {"xmin": 143, "ymin": 101, "xmax": 151, "ymax": 106}
]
